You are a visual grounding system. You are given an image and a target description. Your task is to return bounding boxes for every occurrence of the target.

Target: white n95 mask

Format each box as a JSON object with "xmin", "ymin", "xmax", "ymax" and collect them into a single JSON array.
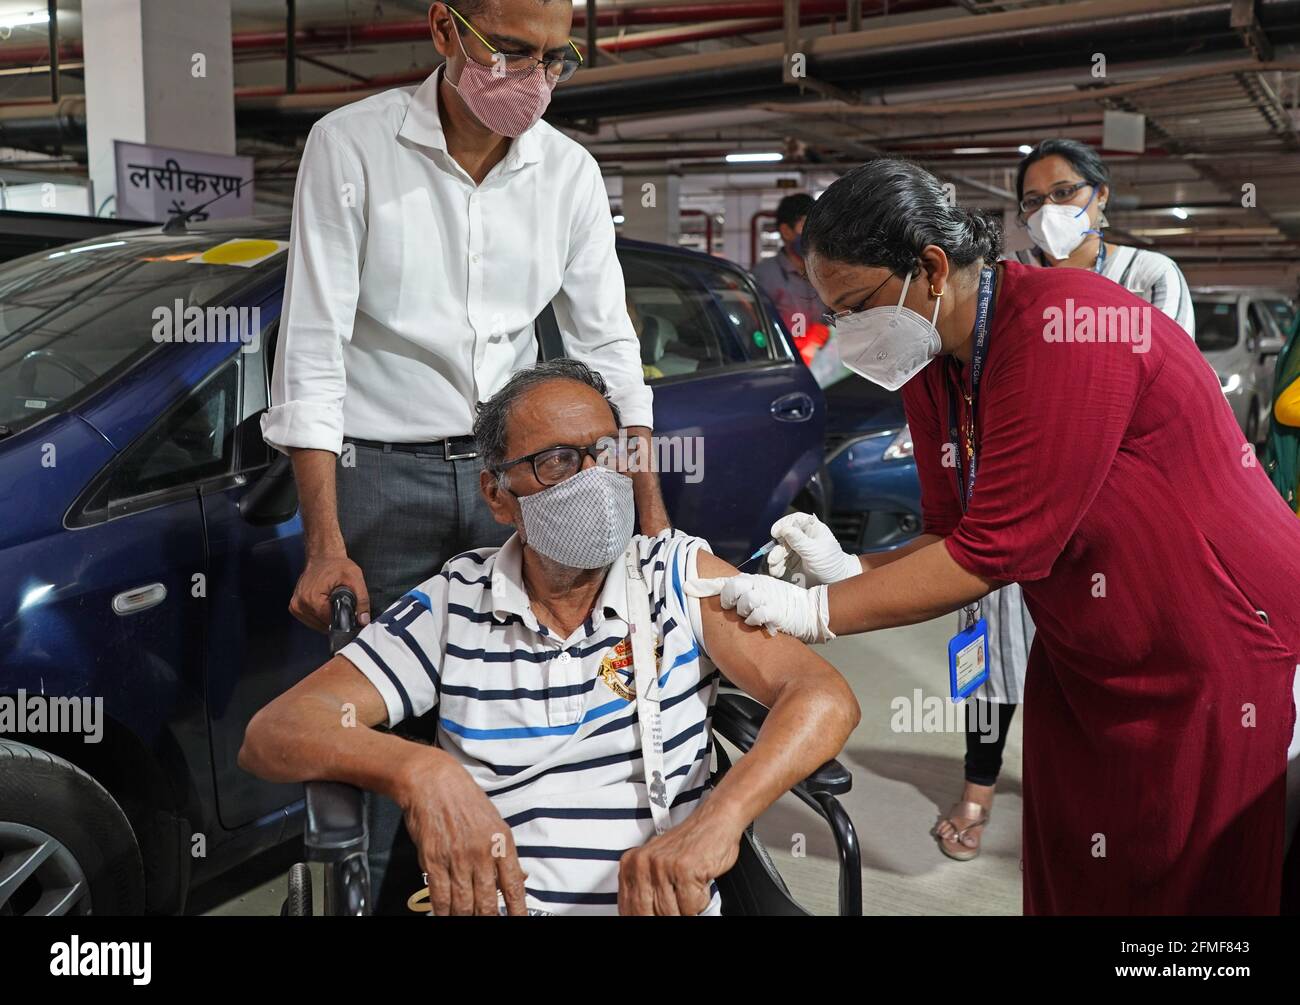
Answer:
[
  {"xmin": 517, "ymin": 465, "xmax": 635, "ymax": 570},
  {"xmin": 835, "ymin": 269, "xmax": 942, "ymax": 392},
  {"xmin": 1026, "ymin": 198, "xmax": 1096, "ymax": 260}
]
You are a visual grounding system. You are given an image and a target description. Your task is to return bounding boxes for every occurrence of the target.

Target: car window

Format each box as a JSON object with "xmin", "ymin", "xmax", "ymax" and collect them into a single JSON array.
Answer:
[
  {"xmin": 1191, "ymin": 300, "xmax": 1238, "ymax": 352},
  {"xmin": 1262, "ymin": 299, "xmax": 1297, "ymax": 335},
  {"xmin": 621, "ymin": 250, "xmax": 778, "ymax": 382},
  {"xmin": 0, "ymin": 234, "xmax": 284, "ymax": 437},
  {"xmin": 101, "ymin": 359, "xmax": 240, "ymax": 503},
  {"xmin": 696, "ymin": 265, "xmax": 781, "ymax": 364}
]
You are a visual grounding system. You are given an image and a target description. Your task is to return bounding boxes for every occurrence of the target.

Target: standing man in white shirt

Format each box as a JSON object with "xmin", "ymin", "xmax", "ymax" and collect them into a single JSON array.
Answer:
[
  {"xmin": 260, "ymin": 0, "xmax": 667, "ymax": 894},
  {"xmin": 262, "ymin": 0, "xmax": 666, "ymax": 630}
]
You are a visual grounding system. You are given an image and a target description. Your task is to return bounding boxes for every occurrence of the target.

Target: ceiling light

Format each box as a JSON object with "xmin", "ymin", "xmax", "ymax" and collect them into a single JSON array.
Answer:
[
  {"xmin": 1171, "ymin": 207, "xmax": 1189, "ymax": 220},
  {"xmin": 1018, "ymin": 144, "xmax": 1033, "ymax": 155},
  {"xmin": 726, "ymin": 152, "xmax": 782, "ymax": 164},
  {"xmin": 0, "ymin": 11, "xmax": 50, "ymax": 29}
]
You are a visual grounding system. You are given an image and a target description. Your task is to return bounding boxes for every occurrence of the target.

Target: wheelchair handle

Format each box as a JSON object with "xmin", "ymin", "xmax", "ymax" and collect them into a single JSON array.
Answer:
[{"xmin": 329, "ymin": 586, "xmax": 358, "ymax": 655}]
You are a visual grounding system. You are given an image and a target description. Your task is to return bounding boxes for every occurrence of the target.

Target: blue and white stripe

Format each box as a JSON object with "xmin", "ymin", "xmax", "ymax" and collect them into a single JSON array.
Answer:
[{"xmin": 341, "ymin": 530, "xmax": 722, "ymax": 915}]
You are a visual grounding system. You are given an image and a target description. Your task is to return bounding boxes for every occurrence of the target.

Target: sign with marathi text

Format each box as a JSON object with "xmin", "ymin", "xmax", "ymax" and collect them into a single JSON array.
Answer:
[{"xmin": 113, "ymin": 141, "xmax": 254, "ymax": 224}]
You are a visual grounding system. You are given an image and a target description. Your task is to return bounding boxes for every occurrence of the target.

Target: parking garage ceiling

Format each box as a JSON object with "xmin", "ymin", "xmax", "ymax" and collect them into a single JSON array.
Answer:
[{"xmin": 0, "ymin": 0, "xmax": 1296, "ymax": 268}]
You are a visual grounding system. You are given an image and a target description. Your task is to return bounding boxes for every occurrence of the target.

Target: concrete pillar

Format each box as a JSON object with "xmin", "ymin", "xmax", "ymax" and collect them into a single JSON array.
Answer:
[
  {"xmin": 621, "ymin": 173, "xmax": 681, "ymax": 246},
  {"xmin": 722, "ymin": 190, "xmax": 765, "ymax": 270},
  {"xmin": 83, "ymin": 0, "xmax": 235, "ymax": 216}
]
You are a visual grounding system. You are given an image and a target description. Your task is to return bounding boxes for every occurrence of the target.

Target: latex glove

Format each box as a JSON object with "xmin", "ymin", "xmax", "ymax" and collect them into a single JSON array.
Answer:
[
  {"xmin": 766, "ymin": 512, "xmax": 861, "ymax": 586},
  {"xmin": 686, "ymin": 574, "xmax": 835, "ymax": 644}
]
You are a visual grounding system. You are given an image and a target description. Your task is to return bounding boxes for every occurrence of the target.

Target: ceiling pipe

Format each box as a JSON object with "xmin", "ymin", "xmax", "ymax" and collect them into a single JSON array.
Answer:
[{"xmin": 0, "ymin": 0, "xmax": 941, "ymax": 68}]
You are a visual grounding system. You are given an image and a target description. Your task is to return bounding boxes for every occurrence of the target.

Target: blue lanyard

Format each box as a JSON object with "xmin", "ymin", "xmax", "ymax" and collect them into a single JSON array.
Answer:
[{"xmin": 947, "ymin": 267, "xmax": 998, "ymax": 513}]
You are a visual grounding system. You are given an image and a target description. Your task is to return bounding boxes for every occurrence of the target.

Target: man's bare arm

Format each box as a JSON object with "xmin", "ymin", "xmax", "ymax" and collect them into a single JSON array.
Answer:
[
  {"xmin": 239, "ymin": 655, "xmax": 427, "ymax": 795},
  {"xmin": 238, "ymin": 657, "xmax": 527, "ymax": 915},
  {"xmin": 288, "ymin": 448, "xmax": 371, "ymax": 631},
  {"xmin": 625, "ymin": 425, "xmax": 670, "ymax": 535},
  {"xmin": 691, "ymin": 549, "xmax": 860, "ymax": 831},
  {"xmin": 618, "ymin": 548, "xmax": 859, "ymax": 914}
]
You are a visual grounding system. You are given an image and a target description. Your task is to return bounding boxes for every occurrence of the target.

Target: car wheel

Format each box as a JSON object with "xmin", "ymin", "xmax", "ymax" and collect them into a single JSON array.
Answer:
[
  {"xmin": 1246, "ymin": 399, "xmax": 1260, "ymax": 445},
  {"xmin": 0, "ymin": 739, "xmax": 145, "ymax": 916}
]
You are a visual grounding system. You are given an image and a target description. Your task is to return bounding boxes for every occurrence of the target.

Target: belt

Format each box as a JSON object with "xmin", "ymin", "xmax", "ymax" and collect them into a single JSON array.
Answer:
[{"xmin": 344, "ymin": 435, "xmax": 478, "ymax": 460}]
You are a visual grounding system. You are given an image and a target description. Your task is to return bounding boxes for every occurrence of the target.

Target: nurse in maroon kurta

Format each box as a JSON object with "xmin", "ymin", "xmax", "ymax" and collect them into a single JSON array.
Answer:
[{"xmin": 902, "ymin": 260, "xmax": 1300, "ymax": 913}]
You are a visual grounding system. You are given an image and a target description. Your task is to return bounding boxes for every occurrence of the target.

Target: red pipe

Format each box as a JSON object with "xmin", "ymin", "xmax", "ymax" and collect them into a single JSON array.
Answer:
[
  {"xmin": 0, "ymin": 1, "xmax": 948, "ymax": 67},
  {"xmin": 681, "ymin": 208, "xmax": 714, "ymax": 253},
  {"xmin": 751, "ymin": 210, "xmax": 777, "ymax": 266},
  {"xmin": 597, "ymin": 19, "xmax": 785, "ymax": 53}
]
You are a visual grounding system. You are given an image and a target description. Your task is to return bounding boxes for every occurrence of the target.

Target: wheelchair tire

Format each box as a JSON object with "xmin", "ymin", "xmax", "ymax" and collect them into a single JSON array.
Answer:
[
  {"xmin": 284, "ymin": 862, "xmax": 313, "ymax": 916},
  {"xmin": 0, "ymin": 739, "xmax": 145, "ymax": 916}
]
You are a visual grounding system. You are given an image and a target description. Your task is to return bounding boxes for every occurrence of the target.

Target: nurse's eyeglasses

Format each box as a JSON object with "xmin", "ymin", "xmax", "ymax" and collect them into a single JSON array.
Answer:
[
  {"xmin": 1018, "ymin": 180, "xmax": 1092, "ymax": 216},
  {"xmin": 445, "ymin": 3, "xmax": 584, "ymax": 83},
  {"xmin": 822, "ymin": 271, "xmax": 896, "ymax": 328},
  {"xmin": 494, "ymin": 441, "xmax": 626, "ymax": 487}
]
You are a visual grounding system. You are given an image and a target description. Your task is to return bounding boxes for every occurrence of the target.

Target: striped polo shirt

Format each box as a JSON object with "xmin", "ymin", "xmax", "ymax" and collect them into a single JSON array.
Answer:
[{"xmin": 340, "ymin": 529, "xmax": 723, "ymax": 915}]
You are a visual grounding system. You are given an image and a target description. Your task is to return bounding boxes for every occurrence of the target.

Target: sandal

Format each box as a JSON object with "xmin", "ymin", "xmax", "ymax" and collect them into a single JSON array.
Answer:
[{"xmin": 931, "ymin": 800, "xmax": 990, "ymax": 862}]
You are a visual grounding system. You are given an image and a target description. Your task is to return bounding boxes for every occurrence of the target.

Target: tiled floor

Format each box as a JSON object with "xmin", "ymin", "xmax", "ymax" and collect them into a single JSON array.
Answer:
[{"xmin": 197, "ymin": 615, "xmax": 1022, "ymax": 916}]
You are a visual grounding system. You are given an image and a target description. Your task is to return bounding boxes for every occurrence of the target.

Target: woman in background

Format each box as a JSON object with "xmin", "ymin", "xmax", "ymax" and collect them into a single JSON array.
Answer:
[{"xmin": 1013, "ymin": 138, "xmax": 1195, "ymax": 335}]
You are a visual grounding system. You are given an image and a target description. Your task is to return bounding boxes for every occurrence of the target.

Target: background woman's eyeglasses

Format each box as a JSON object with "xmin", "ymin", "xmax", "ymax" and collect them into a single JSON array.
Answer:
[
  {"xmin": 1019, "ymin": 180, "xmax": 1092, "ymax": 216},
  {"xmin": 447, "ymin": 3, "xmax": 584, "ymax": 83}
]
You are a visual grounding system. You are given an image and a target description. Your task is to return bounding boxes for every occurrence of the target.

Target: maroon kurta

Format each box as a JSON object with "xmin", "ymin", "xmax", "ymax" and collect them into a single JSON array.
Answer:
[{"xmin": 903, "ymin": 261, "xmax": 1300, "ymax": 914}]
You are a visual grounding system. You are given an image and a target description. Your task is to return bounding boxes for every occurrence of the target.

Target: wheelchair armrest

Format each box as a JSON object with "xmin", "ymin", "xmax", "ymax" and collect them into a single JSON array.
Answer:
[
  {"xmin": 304, "ymin": 781, "xmax": 368, "ymax": 863},
  {"xmin": 712, "ymin": 691, "xmax": 852, "ymax": 797}
]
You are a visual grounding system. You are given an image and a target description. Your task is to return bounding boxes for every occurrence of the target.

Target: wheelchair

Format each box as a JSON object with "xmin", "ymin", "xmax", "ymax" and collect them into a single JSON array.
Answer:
[{"xmin": 284, "ymin": 587, "xmax": 862, "ymax": 916}]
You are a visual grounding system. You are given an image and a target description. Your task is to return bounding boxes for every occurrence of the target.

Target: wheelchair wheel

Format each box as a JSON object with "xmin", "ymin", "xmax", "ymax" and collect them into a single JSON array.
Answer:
[{"xmin": 282, "ymin": 862, "xmax": 313, "ymax": 917}]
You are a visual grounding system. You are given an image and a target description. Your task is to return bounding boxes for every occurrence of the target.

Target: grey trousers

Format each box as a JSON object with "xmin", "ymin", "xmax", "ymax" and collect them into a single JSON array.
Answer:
[{"xmin": 335, "ymin": 441, "xmax": 512, "ymax": 911}]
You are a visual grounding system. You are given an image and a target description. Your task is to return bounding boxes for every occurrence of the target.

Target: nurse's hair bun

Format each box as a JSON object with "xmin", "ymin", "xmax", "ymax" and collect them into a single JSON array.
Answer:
[
  {"xmin": 965, "ymin": 209, "xmax": 1004, "ymax": 266},
  {"xmin": 802, "ymin": 159, "xmax": 1004, "ymax": 273}
]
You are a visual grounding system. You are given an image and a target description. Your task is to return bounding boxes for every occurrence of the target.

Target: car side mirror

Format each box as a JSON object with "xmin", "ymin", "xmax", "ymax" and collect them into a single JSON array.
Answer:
[{"xmin": 239, "ymin": 453, "xmax": 299, "ymax": 526}]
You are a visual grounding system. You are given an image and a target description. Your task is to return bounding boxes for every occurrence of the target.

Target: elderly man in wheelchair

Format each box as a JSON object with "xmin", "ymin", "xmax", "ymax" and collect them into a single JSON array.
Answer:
[{"xmin": 239, "ymin": 359, "xmax": 860, "ymax": 916}]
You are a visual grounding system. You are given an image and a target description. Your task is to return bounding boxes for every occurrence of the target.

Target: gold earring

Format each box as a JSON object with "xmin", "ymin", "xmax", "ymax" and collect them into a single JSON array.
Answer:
[{"xmin": 929, "ymin": 284, "xmax": 944, "ymax": 297}]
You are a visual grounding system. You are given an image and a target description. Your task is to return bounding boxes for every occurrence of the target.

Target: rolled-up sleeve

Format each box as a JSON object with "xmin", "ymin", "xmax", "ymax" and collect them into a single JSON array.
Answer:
[
  {"xmin": 551, "ymin": 156, "xmax": 655, "ymax": 429},
  {"xmin": 261, "ymin": 124, "xmax": 367, "ymax": 455}
]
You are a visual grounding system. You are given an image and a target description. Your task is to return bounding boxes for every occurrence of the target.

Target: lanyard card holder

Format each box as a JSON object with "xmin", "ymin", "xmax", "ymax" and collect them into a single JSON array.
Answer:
[{"xmin": 949, "ymin": 604, "xmax": 989, "ymax": 701}]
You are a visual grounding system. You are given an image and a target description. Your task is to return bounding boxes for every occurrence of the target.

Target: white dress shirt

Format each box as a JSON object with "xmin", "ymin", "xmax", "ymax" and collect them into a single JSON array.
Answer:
[{"xmin": 262, "ymin": 66, "xmax": 654, "ymax": 454}]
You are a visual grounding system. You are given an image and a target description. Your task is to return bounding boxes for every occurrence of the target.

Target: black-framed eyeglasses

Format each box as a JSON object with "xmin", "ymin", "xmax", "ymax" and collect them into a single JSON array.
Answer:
[
  {"xmin": 494, "ymin": 441, "xmax": 621, "ymax": 486},
  {"xmin": 1018, "ymin": 180, "xmax": 1092, "ymax": 216},
  {"xmin": 445, "ymin": 3, "xmax": 584, "ymax": 83},
  {"xmin": 822, "ymin": 271, "xmax": 897, "ymax": 328}
]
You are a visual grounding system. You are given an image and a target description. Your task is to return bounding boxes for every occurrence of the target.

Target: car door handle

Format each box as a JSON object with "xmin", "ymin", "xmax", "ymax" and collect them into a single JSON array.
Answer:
[
  {"xmin": 770, "ymin": 392, "xmax": 814, "ymax": 423},
  {"xmin": 112, "ymin": 583, "xmax": 167, "ymax": 616}
]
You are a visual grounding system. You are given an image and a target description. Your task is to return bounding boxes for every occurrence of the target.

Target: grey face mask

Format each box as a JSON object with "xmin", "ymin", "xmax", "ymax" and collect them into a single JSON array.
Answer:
[{"xmin": 516, "ymin": 465, "xmax": 635, "ymax": 570}]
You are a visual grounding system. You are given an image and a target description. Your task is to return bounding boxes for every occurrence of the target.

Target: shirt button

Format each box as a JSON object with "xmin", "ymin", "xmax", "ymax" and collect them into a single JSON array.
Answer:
[
  {"xmin": 557, "ymin": 652, "xmax": 572, "ymax": 664},
  {"xmin": 471, "ymin": 254, "xmax": 480, "ymax": 264}
]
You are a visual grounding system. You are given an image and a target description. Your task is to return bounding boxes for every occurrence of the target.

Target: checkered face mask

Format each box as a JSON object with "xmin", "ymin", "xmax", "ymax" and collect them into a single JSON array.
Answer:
[{"xmin": 517, "ymin": 465, "xmax": 635, "ymax": 569}]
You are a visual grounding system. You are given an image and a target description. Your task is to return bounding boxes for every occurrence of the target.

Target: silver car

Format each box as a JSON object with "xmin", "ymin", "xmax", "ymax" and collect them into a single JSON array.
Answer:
[{"xmin": 1191, "ymin": 289, "xmax": 1296, "ymax": 444}]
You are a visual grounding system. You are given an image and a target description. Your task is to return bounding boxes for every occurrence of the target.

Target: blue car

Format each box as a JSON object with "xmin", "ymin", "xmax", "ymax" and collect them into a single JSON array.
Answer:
[
  {"xmin": 821, "ymin": 375, "xmax": 923, "ymax": 554},
  {"xmin": 0, "ymin": 220, "xmax": 826, "ymax": 916}
]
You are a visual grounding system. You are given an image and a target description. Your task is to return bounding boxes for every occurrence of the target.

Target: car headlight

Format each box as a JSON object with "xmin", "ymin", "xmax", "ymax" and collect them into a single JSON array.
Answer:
[
  {"xmin": 882, "ymin": 425, "xmax": 914, "ymax": 461},
  {"xmin": 1220, "ymin": 373, "xmax": 1242, "ymax": 395}
]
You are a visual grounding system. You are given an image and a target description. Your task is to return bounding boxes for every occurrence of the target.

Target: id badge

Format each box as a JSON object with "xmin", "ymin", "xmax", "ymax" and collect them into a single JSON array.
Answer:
[{"xmin": 948, "ymin": 618, "xmax": 989, "ymax": 701}]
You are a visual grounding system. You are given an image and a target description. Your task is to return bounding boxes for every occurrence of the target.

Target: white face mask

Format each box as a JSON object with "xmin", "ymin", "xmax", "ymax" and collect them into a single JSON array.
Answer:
[
  {"xmin": 1026, "ymin": 193, "xmax": 1097, "ymax": 260},
  {"xmin": 516, "ymin": 465, "xmax": 635, "ymax": 570},
  {"xmin": 834, "ymin": 269, "xmax": 942, "ymax": 392}
]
